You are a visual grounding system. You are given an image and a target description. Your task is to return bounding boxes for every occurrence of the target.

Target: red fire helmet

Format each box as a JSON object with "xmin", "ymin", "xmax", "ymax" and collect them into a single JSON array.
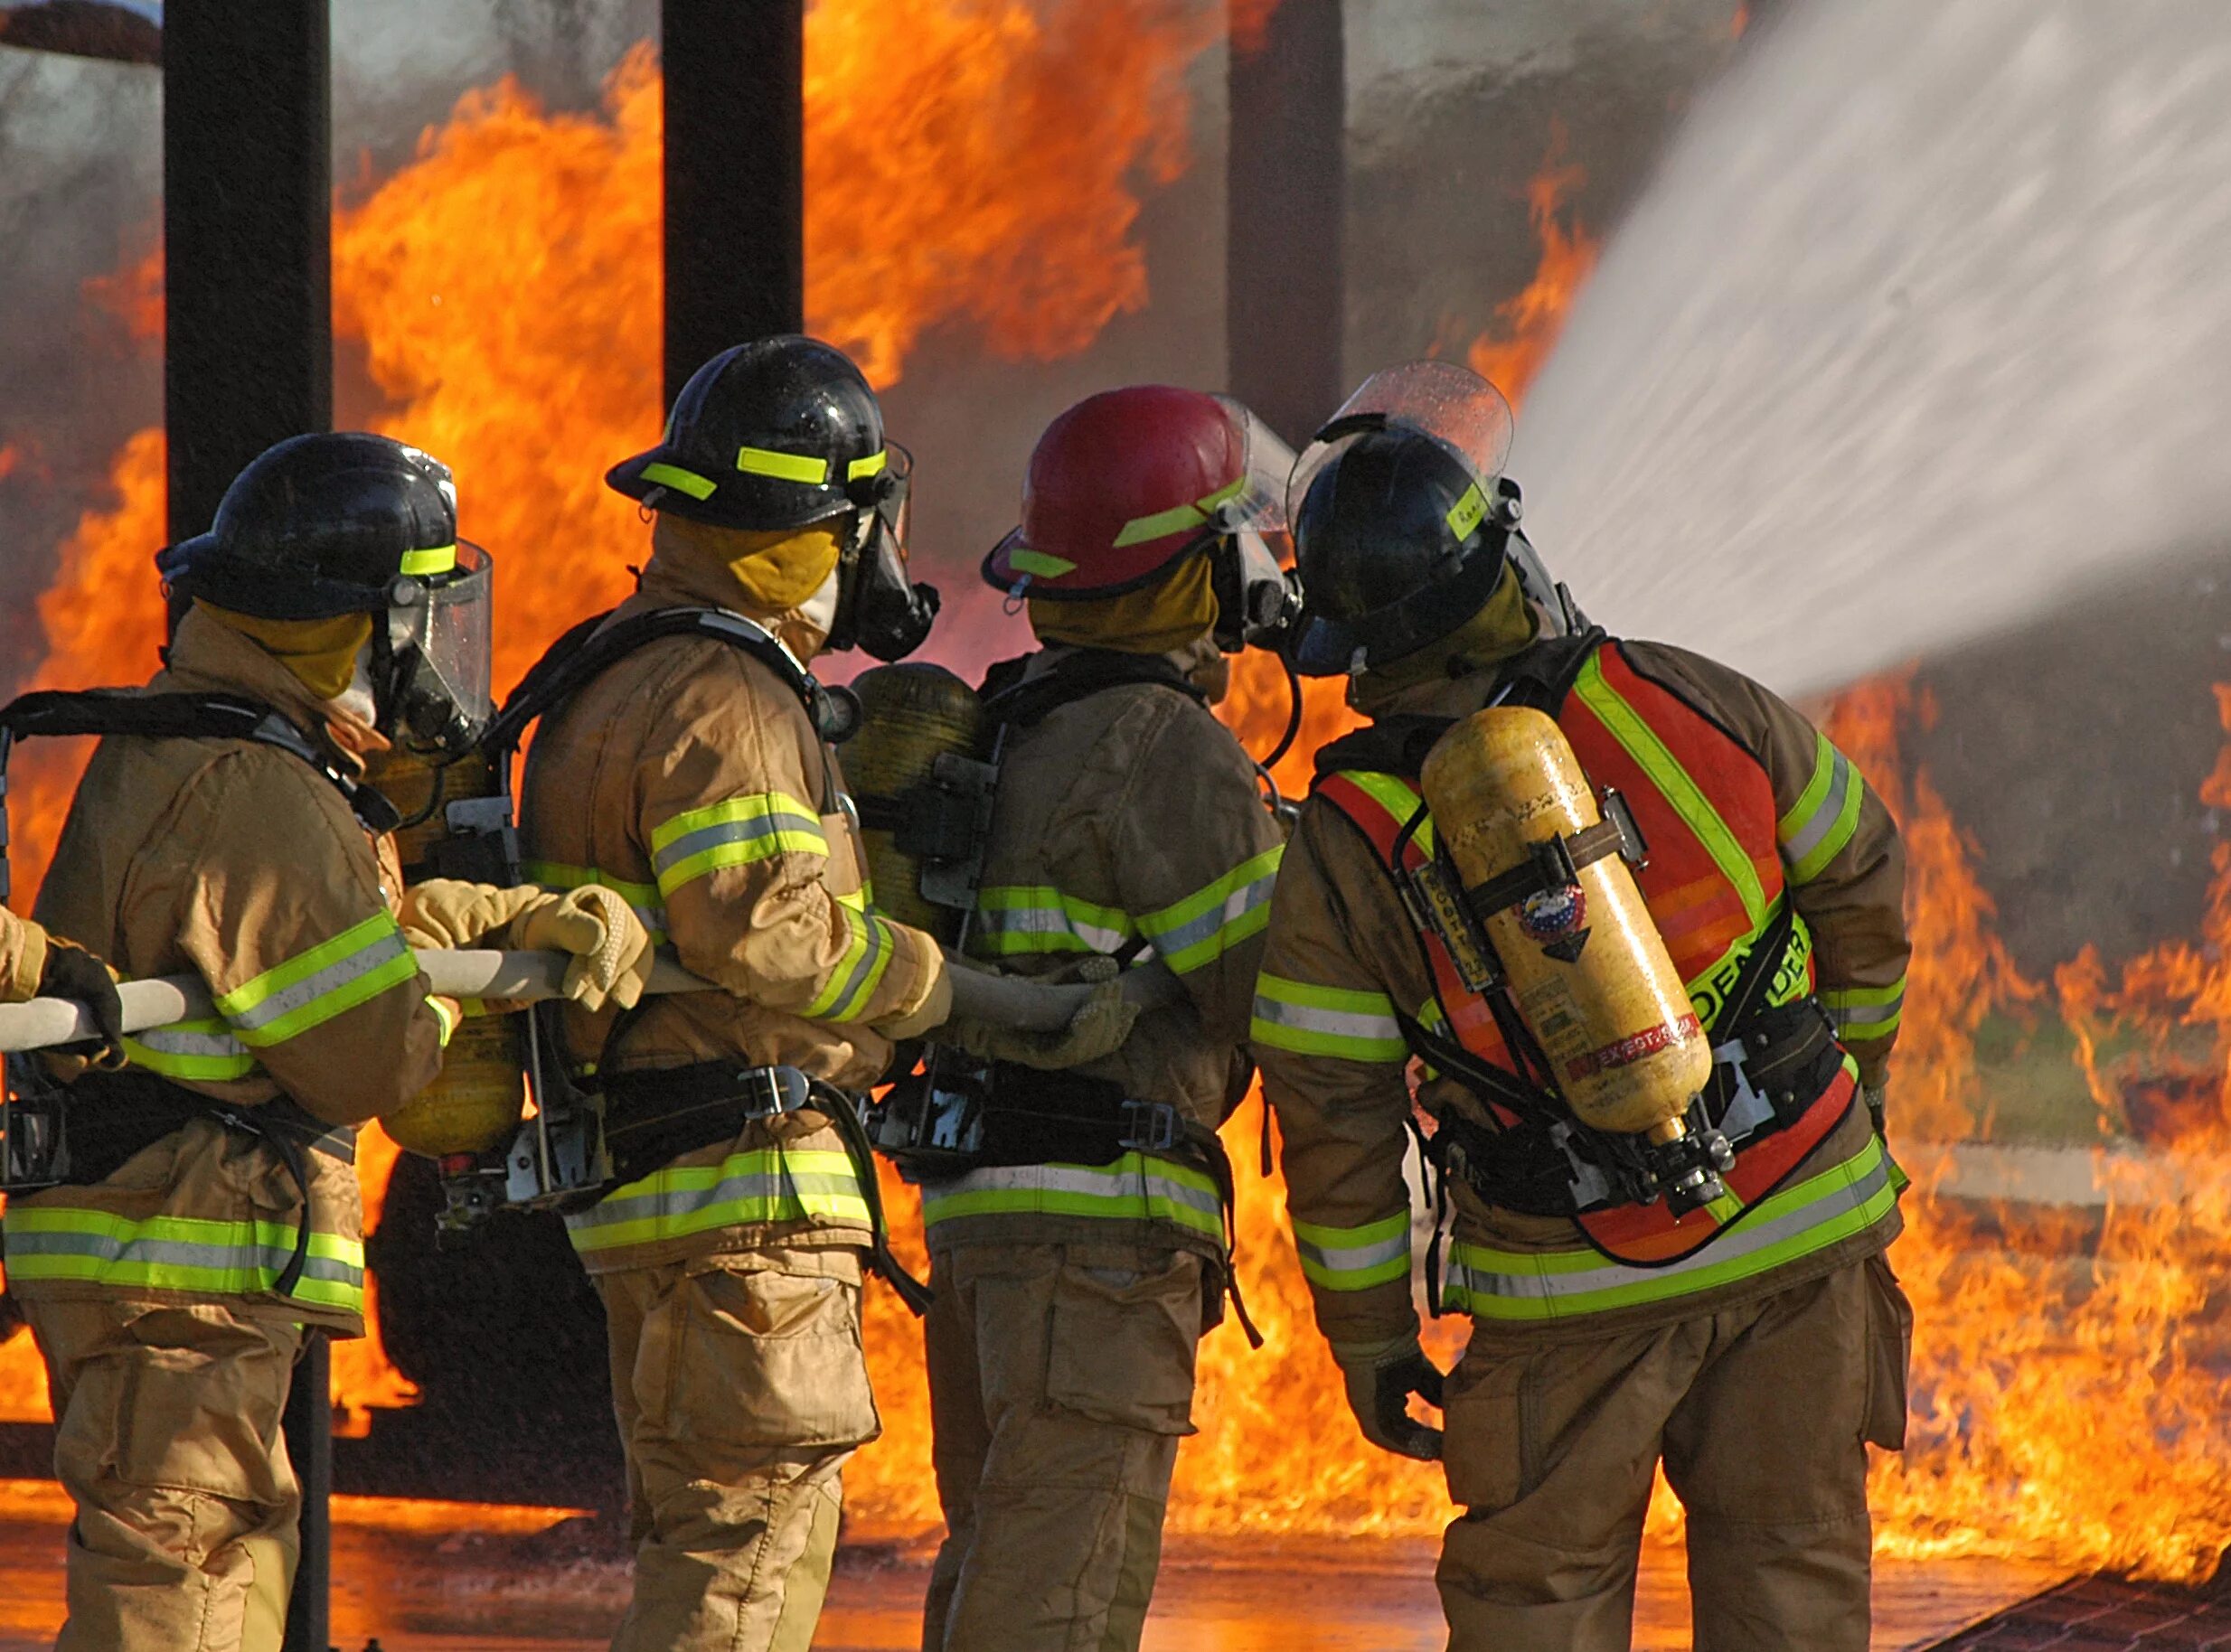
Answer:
[{"xmin": 982, "ymin": 385, "xmax": 1291, "ymax": 600}]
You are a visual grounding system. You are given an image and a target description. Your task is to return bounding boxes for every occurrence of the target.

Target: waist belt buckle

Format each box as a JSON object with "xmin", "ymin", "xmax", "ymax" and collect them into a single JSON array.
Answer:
[
  {"xmin": 1117, "ymin": 1099, "xmax": 1179, "ymax": 1154},
  {"xmin": 1711, "ymin": 1039, "xmax": 1776, "ymax": 1142},
  {"xmin": 739, "ymin": 1065, "xmax": 813, "ymax": 1121}
]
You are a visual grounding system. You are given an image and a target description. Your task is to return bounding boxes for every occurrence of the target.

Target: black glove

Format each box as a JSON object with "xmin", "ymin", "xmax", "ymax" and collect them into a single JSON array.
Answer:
[
  {"xmin": 1334, "ymin": 1337, "xmax": 1446, "ymax": 1461},
  {"xmin": 39, "ymin": 937, "xmax": 127, "ymax": 1069}
]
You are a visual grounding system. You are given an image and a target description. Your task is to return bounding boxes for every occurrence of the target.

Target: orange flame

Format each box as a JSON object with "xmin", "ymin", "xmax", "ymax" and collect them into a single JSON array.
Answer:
[{"xmin": 1466, "ymin": 145, "xmax": 1601, "ymax": 410}]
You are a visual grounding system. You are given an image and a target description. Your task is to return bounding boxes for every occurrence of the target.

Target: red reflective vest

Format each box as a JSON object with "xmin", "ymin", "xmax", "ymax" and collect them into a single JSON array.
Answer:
[{"xmin": 1319, "ymin": 639, "xmax": 1862, "ymax": 1266}]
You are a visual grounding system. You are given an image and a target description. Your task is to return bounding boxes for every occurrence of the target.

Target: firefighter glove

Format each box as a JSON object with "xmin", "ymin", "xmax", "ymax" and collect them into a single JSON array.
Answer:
[
  {"xmin": 1331, "ymin": 1334, "xmax": 1445, "ymax": 1462},
  {"xmin": 38, "ymin": 935, "xmax": 127, "ymax": 1071},
  {"xmin": 939, "ymin": 969, "xmax": 1140, "ymax": 1070},
  {"xmin": 509, "ymin": 886, "xmax": 654, "ymax": 1013},
  {"xmin": 397, "ymin": 878, "xmax": 551, "ymax": 951}
]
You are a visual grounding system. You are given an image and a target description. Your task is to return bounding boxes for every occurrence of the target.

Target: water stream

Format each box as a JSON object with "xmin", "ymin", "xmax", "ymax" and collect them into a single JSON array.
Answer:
[{"xmin": 1513, "ymin": 0, "xmax": 2231, "ymax": 695}]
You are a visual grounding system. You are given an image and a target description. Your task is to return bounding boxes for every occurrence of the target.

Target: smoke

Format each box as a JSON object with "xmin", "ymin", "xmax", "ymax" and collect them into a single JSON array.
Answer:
[{"xmin": 1515, "ymin": 0, "xmax": 2231, "ymax": 697}]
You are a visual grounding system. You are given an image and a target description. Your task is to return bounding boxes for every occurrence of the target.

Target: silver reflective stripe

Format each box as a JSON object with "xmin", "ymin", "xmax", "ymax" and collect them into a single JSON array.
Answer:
[
  {"xmin": 578, "ymin": 1169, "xmax": 864, "ymax": 1232},
  {"xmin": 223, "ymin": 926, "xmax": 412, "ymax": 1038},
  {"xmin": 1294, "ymin": 1228, "xmax": 1409, "ymax": 1278},
  {"xmin": 920, "ymin": 1156, "xmax": 1224, "ymax": 1239},
  {"xmin": 4, "ymin": 1226, "xmax": 363, "ymax": 1287},
  {"xmin": 1249, "ymin": 994, "xmax": 1399, "ymax": 1046},
  {"xmin": 650, "ymin": 807, "xmax": 824, "ymax": 881},
  {"xmin": 1783, "ymin": 748, "xmax": 1856, "ymax": 870},
  {"xmin": 974, "ymin": 904, "xmax": 1133, "ymax": 954}
]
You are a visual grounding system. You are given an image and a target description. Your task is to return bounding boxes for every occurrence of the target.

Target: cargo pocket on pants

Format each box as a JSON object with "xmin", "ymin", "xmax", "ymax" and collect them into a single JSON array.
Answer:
[
  {"xmin": 111, "ymin": 1306, "xmax": 298, "ymax": 1505},
  {"xmin": 1860, "ymin": 1252, "xmax": 1914, "ymax": 1450},
  {"xmin": 1440, "ymin": 1344, "xmax": 1532, "ymax": 1516},
  {"xmin": 671, "ymin": 1262, "xmax": 881, "ymax": 1450},
  {"xmin": 1044, "ymin": 1248, "xmax": 1203, "ymax": 1436}
]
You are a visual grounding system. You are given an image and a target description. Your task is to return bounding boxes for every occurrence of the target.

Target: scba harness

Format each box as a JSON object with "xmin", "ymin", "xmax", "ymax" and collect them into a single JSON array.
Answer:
[{"xmin": 1315, "ymin": 634, "xmax": 1863, "ymax": 1269}]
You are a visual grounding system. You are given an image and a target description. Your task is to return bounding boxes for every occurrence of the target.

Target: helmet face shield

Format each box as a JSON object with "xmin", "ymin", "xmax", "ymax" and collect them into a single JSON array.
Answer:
[
  {"xmin": 1211, "ymin": 527, "xmax": 1303, "ymax": 654},
  {"xmin": 1208, "ymin": 397, "xmax": 1297, "ymax": 537},
  {"xmin": 1287, "ymin": 361, "xmax": 1516, "ymax": 525},
  {"xmin": 381, "ymin": 540, "xmax": 494, "ymax": 756},
  {"xmin": 832, "ymin": 445, "xmax": 940, "ymax": 662}
]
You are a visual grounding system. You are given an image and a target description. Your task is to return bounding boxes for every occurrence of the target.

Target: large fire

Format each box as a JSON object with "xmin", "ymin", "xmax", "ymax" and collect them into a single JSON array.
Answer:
[{"xmin": 5, "ymin": 0, "xmax": 2231, "ymax": 1604}]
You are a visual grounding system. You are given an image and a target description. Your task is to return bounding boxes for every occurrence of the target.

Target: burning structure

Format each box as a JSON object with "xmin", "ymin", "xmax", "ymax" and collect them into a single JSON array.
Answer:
[{"xmin": 9, "ymin": 0, "xmax": 2231, "ymax": 1645}]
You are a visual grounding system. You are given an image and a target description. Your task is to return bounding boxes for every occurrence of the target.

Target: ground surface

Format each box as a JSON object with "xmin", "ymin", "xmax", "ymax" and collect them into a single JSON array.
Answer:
[{"xmin": 0, "ymin": 1501, "xmax": 2059, "ymax": 1651}]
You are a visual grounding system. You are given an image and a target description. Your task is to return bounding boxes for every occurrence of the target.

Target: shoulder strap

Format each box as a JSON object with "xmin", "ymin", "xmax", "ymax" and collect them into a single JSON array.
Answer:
[
  {"xmin": 0, "ymin": 688, "xmax": 401, "ymax": 901},
  {"xmin": 1492, "ymin": 626, "xmax": 1609, "ymax": 713},
  {"xmin": 979, "ymin": 649, "xmax": 1209, "ymax": 732},
  {"xmin": 483, "ymin": 605, "xmax": 853, "ymax": 764}
]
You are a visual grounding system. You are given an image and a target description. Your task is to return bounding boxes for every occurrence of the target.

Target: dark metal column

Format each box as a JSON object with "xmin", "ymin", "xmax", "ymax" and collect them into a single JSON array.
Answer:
[
  {"xmin": 1227, "ymin": 0, "xmax": 1347, "ymax": 446},
  {"xmin": 662, "ymin": 0, "xmax": 805, "ymax": 404},
  {"xmin": 162, "ymin": 0, "xmax": 332, "ymax": 542},
  {"xmin": 163, "ymin": 12, "xmax": 334, "ymax": 1647}
]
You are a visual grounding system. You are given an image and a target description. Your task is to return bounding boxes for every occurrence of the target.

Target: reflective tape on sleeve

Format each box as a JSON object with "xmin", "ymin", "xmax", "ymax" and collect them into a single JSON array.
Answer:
[
  {"xmin": 123, "ymin": 1018, "xmax": 258, "ymax": 1082},
  {"xmin": 1250, "ymin": 974, "xmax": 1407, "ymax": 1063},
  {"xmin": 649, "ymin": 793, "xmax": 828, "ymax": 897},
  {"xmin": 919, "ymin": 1153, "xmax": 1224, "ymax": 1244},
  {"xmin": 803, "ymin": 905, "xmax": 899, "ymax": 1023},
  {"xmin": 971, "ymin": 886, "xmax": 1137, "ymax": 958},
  {"xmin": 213, "ymin": 912, "xmax": 418, "ymax": 1048},
  {"xmin": 563, "ymin": 1147, "xmax": 869, "ymax": 1254},
  {"xmin": 1136, "ymin": 845, "xmax": 1283, "ymax": 975},
  {"xmin": 1778, "ymin": 732, "xmax": 1866, "ymax": 887},
  {"xmin": 1291, "ymin": 1209, "xmax": 1412, "ymax": 1291},
  {"xmin": 1821, "ymin": 975, "xmax": 1906, "ymax": 1041}
]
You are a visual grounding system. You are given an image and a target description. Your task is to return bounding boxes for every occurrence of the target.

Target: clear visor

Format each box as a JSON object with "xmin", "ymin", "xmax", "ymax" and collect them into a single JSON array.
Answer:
[
  {"xmin": 878, "ymin": 442, "xmax": 915, "ymax": 559},
  {"xmin": 1285, "ymin": 361, "xmax": 1516, "ymax": 522},
  {"xmin": 391, "ymin": 540, "xmax": 494, "ymax": 736},
  {"xmin": 1209, "ymin": 397, "xmax": 1297, "ymax": 535}
]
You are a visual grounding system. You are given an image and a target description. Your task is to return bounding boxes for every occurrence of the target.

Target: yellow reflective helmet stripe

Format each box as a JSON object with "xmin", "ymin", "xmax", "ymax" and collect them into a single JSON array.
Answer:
[
  {"xmin": 640, "ymin": 461, "xmax": 717, "ymax": 501},
  {"xmin": 1006, "ymin": 548, "xmax": 1079, "ymax": 578},
  {"xmin": 398, "ymin": 543, "xmax": 458, "ymax": 577},
  {"xmin": 1445, "ymin": 482, "xmax": 1488, "ymax": 541},
  {"xmin": 847, "ymin": 449, "xmax": 890, "ymax": 481},
  {"xmin": 736, "ymin": 446, "xmax": 832, "ymax": 484},
  {"xmin": 1111, "ymin": 475, "xmax": 1247, "ymax": 549}
]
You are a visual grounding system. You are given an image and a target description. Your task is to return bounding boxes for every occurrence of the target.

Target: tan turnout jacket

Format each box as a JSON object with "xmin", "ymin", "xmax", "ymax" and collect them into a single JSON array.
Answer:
[
  {"xmin": 4, "ymin": 608, "xmax": 447, "ymax": 1334},
  {"xmin": 519, "ymin": 552, "xmax": 944, "ymax": 1275},
  {"xmin": 1257, "ymin": 636, "xmax": 1910, "ymax": 1350},
  {"xmin": 919, "ymin": 642, "xmax": 1286, "ymax": 1262}
]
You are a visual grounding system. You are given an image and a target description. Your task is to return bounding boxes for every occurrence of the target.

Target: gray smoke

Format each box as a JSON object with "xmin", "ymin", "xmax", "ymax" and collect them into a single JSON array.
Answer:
[{"xmin": 1515, "ymin": 0, "xmax": 2231, "ymax": 697}]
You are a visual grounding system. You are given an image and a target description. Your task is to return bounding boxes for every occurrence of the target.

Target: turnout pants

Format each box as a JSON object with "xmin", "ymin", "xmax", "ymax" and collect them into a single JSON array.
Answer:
[
  {"xmin": 24, "ymin": 1296, "xmax": 302, "ymax": 1652},
  {"xmin": 1437, "ymin": 1254, "xmax": 1912, "ymax": 1652},
  {"xmin": 920, "ymin": 1240, "xmax": 1208, "ymax": 1652},
  {"xmin": 594, "ymin": 1243, "xmax": 880, "ymax": 1652}
]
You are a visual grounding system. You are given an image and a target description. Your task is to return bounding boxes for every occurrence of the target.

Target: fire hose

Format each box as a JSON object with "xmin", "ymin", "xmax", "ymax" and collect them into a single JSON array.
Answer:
[{"xmin": 0, "ymin": 947, "xmax": 1181, "ymax": 1054}]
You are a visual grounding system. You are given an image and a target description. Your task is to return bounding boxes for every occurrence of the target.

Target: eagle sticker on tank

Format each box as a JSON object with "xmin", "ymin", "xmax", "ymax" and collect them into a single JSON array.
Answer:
[{"xmin": 1519, "ymin": 882, "xmax": 1587, "ymax": 944}]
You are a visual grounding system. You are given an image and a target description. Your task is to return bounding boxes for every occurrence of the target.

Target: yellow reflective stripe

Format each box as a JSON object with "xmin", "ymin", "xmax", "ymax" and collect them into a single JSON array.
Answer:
[
  {"xmin": 1443, "ymin": 1134, "xmax": 1897, "ymax": 1322},
  {"xmin": 398, "ymin": 543, "xmax": 458, "ymax": 577},
  {"xmin": 522, "ymin": 859, "xmax": 668, "ymax": 946},
  {"xmin": 563, "ymin": 1148, "xmax": 867, "ymax": 1253},
  {"xmin": 736, "ymin": 446, "xmax": 831, "ymax": 484},
  {"xmin": 1291, "ymin": 1210, "xmax": 1411, "ymax": 1291},
  {"xmin": 919, "ymin": 1154, "xmax": 1224, "ymax": 1243},
  {"xmin": 1780, "ymin": 733, "xmax": 1866, "ymax": 886},
  {"xmin": 1136, "ymin": 845, "xmax": 1283, "ymax": 974},
  {"xmin": 213, "ymin": 913, "xmax": 418, "ymax": 1047},
  {"xmin": 1111, "ymin": 474, "xmax": 1246, "ymax": 549},
  {"xmin": 1339, "ymin": 770, "xmax": 1436, "ymax": 852},
  {"xmin": 1446, "ymin": 481, "xmax": 1488, "ymax": 541},
  {"xmin": 1250, "ymin": 974, "xmax": 1407, "ymax": 1063},
  {"xmin": 1, "ymin": 1205, "xmax": 365, "ymax": 1310},
  {"xmin": 124, "ymin": 1017, "xmax": 258, "ymax": 1082},
  {"xmin": 847, "ymin": 449, "xmax": 890, "ymax": 481},
  {"xmin": 971, "ymin": 885, "xmax": 1136, "ymax": 956},
  {"xmin": 649, "ymin": 793, "xmax": 828, "ymax": 896},
  {"xmin": 1822, "ymin": 974, "xmax": 1905, "ymax": 1040},
  {"xmin": 1573, "ymin": 654, "xmax": 1768, "ymax": 927},
  {"xmin": 427, "ymin": 995, "xmax": 459, "ymax": 1047},
  {"xmin": 641, "ymin": 461, "xmax": 717, "ymax": 501},
  {"xmin": 803, "ymin": 905, "xmax": 897, "ymax": 1022},
  {"xmin": 1005, "ymin": 548, "xmax": 1078, "ymax": 578}
]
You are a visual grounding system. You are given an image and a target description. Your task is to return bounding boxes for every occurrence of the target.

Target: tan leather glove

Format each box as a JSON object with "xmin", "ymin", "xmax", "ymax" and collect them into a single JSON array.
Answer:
[
  {"xmin": 938, "ymin": 956, "xmax": 1140, "ymax": 1070},
  {"xmin": 397, "ymin": 878, "xmax": 551, "ymax": 951},
  {"xmin": 507, "ymin": 886, "xmax": 654, "ymax": 1013}
]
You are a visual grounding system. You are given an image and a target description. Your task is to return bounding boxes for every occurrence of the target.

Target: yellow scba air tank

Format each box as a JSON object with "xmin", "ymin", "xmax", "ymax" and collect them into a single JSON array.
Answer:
[
  {"xmin": 361, "ymin": 746, "xmax": 528, "ymax": 1158},
  {"xmin": 1419, "ymin": 707, "xmax": 1712, "ymax": 1141},
  {"xmin": 842, "ymin": 663, "xmax": 991, "ymax": 945}
]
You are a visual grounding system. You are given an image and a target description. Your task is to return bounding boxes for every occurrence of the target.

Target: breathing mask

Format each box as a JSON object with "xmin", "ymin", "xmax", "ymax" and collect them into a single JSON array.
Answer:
[
  {"xmin": 372, "ymin": 540, "xmax": 494, "ymax": 757},
  {"xmin": 827, "ymin": 442, "xmax": 940, "ymax": 662}
]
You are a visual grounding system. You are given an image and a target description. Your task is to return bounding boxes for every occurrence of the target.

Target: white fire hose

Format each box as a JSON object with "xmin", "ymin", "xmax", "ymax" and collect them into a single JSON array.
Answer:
[{"xmin": 0, "ymin": 948, "xmax": 1179, "ymax": 1055}]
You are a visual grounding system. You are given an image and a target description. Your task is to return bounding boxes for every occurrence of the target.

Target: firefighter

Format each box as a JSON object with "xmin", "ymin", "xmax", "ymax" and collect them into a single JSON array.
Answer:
[
  {"xmin": 518, "ymin": 336, "xmax": 1136, "ymax": 1652},
  {"xmin": 0, "ymin": 908, "xmax": 125, "ymax": 1047},
  {"xmin": 912, "ymin": 386, "xmax": 1295, "ymax": 1651},
  {"xmin": 1253, "ymin": 362, "xmax": 1913, "ymax": 1651},
  {"xmin": 0, "ymin": 432, "xmax": 650, "ymax": 1652}
]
